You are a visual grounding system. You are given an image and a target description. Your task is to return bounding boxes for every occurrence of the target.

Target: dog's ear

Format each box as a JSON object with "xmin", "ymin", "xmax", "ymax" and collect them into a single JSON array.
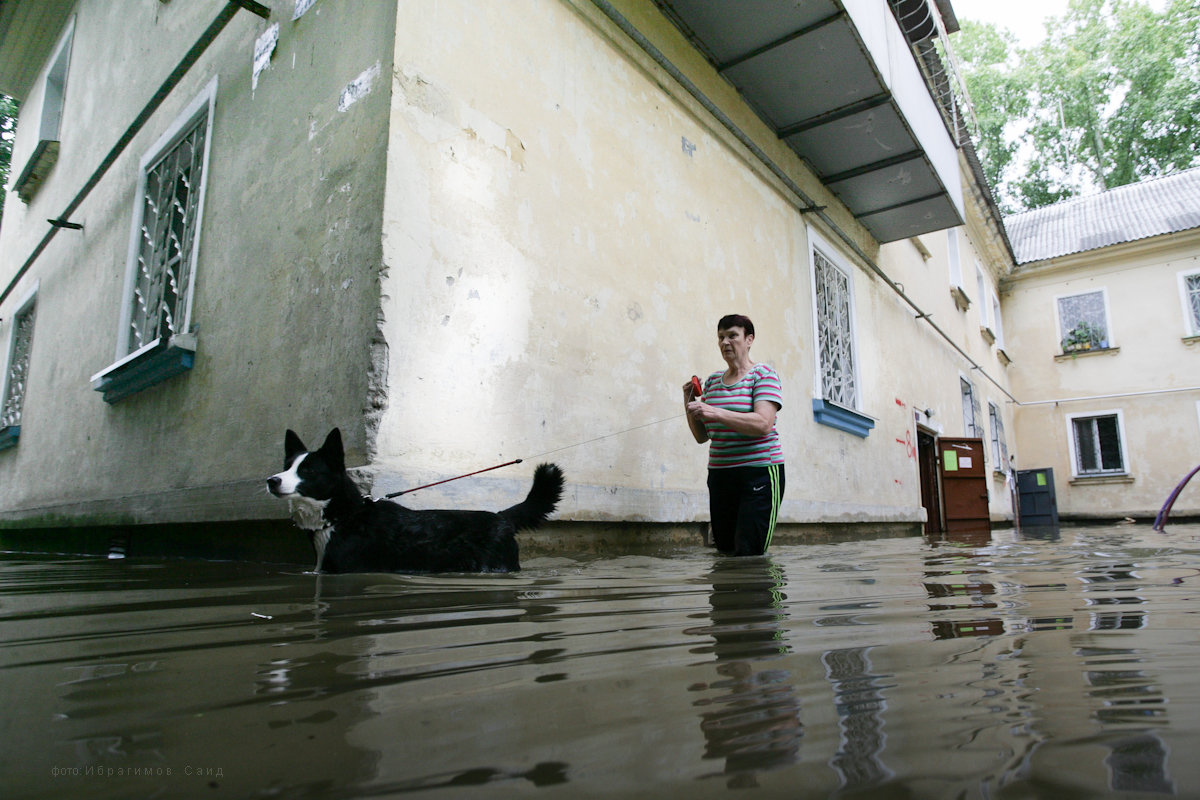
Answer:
[
  {"xmin": 319, "ymin": 428, "xmax": 345, "ymax": 473},
  {"xmin": 284, "ymin": 429, "xmax": 307, "ymax": 463}
]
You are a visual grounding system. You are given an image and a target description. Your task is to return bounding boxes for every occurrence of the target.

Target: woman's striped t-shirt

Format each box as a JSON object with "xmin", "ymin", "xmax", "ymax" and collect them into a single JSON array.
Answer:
[{"xmin": 702, "ymin": 363, "xmax": 784, "ymax": 468}]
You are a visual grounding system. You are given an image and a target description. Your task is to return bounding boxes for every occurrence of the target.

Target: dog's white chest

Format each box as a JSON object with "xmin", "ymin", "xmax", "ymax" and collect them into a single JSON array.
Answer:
[
  {"xmin": 288, "ymin": 497, "xmax": 329, "ymax": 531},
  {"xmin": 287, "ymin": 497, "xmax": 333, "ymax": 572},
  {"xmin": 311, "ymin": 526, "xmax": 332, "ymax": 572}
]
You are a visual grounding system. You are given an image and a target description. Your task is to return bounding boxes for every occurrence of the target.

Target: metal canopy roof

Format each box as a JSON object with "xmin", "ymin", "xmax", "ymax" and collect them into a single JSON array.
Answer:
[
  {"xmin": 653, "ymin": 0, "xmax": 964, "ymax": 243},
  {"xmin": 0, "ymin": 0, "xmax": 75, "ymax": 100}
]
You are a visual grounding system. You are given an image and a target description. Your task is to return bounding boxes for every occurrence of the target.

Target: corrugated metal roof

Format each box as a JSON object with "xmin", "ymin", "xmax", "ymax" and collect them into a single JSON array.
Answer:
[{"xmin": 1005, "ymin": 167, "xmax": 1200, "ymax": 264}]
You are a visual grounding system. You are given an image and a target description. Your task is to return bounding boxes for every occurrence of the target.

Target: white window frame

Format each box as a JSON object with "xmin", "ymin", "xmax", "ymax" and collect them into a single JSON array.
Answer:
[
  {"xmin": 111, "ymin": 77, "xmax": 217, "ymax": 363},
  {"xmin": 988, "ymin": 400, "xmax": 1008, "ymax": 472},
  {"xmin": 1055, "ymin": 288, "xmax": 1113, "ymax": 351},
  {"xmin": 1178, "ymin": 268, "xmax": 1200, "ymax": 337},
  {"xmin": 960, "ymin": 375, "xmax": 982, "ymax": 439},
  {"xmin": 947, "ymin": 229, "xmax": 964, "ymax": 290},
  {"xmin": 991, "ymin": 292, "xmax": 1004, "ymax": 349},
  {"xmin": 38, "ymin": 18, "xmax": 74, "ymax": 143},
  {"xmin": 809, "ymin": 227, "xmax": 862, "ymax": 412},
  {"xmin": 975, "ymin": 262, "xmax": 990, "ymax": 329},
  {"xmin": 1065, "ymin": 409, "xmax": 1129, "ymax": 477},
  {"xmin": 1, "ymin": 283, "xmax": 39, "ymax": 436},
  {"xmin": 12, "ymin": 17, "xmax": 74, "ymax": 202}
]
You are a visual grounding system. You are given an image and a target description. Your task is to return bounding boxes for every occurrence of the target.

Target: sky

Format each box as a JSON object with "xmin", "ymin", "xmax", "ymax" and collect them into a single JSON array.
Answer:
[{"xmin": 951, "ymin": 0, "xmax": 1168, "ymax": 46}]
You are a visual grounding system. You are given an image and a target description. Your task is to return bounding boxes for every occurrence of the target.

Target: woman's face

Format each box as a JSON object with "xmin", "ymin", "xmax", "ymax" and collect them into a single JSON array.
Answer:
[{"xmin": 718, "ymin": 326, "xmax": 753, "ymax": 365}]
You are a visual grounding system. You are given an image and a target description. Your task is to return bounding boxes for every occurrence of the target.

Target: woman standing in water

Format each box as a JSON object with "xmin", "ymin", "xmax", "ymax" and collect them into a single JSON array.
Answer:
[{"xmin": 684, "ymin": 314, "xmax": 785, "ymax": 556}]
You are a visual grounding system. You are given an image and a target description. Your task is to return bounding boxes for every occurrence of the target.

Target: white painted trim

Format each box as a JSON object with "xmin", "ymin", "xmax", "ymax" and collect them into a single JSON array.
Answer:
[
  {"xmin": 1053, "ymin": 286, "xmax": 1114, "ymax": 347},
  {"xmin": 807, "ymin": 224, "xmax": 863, "ymax": 412},
  {"xmin": 947, "ymin": 228, "xmax": 964, "ymax": 289},
  {"xmin": 114, "ymin": 76, "xmax": 218, "ymax": 360},
  {"xmin": 1, "ymin": 282, "xmax": 40, "ymax": 426},
  {"xmin": 958, "ymin": 372, "xmax": 980, "ymax": 438},
  {"xmin": 975, "ymin": 260, "xmax": 989, "ymax": 329},
  {"xmin": 38, "ymin": 16, "xmax": 75, "ymax": 142},
  {"xmin": 1177, "ymin": 267, "xmax": 1200, "ymax": 338}
]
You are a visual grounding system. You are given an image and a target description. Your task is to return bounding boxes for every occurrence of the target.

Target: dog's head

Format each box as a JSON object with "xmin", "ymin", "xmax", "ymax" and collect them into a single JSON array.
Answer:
[{"xmin": 267, "ymin": 428, "xmax": 345, "ymax": 502}]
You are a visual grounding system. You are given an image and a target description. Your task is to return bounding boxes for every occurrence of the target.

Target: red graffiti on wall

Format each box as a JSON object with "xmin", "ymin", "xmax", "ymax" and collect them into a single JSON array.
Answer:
[{"xmin": 894, "ymin": 399, "xmax": 916, "ymax": 460}]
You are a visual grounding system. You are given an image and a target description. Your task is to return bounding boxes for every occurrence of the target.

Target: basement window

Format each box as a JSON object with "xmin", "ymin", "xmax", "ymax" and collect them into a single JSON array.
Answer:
[
  {"xmin": 1068, "ymin": 411, "xmax": 1127, "ymax": 477},
  {"xmin": 91, "ymin": 78, "xmax": 216, "ymax": 404},
  {"xmin": 0, "ymin": 287, "xmax": 38, "ymax": 451}
]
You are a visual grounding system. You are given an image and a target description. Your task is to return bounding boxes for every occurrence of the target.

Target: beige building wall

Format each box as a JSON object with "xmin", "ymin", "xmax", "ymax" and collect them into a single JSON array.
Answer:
[
  {"xmin": 1, "ymin": 0, "xmax": 1025, "ymax": 540},
  {"xmin": 0, "ymin": 0, "xmax": 396, "ymax": 526},
  {"xmin": 371, "ymin": 0, "xmax": 1018, "ymax": 530},
  {"xmin": 1002, "ymin": 230, "xmax": 1200, "ymax": 519}
]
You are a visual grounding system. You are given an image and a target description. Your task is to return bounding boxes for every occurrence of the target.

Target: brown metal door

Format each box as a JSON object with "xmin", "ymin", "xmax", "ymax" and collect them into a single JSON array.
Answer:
[{"xmin": 938, "ymin": 437, "xmax": 991, "ymax": 535}]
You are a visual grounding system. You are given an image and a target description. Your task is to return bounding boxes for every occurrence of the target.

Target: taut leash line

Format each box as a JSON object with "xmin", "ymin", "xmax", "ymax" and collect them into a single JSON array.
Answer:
[{"xmin": 383, "ymin": 413, "xmax": 686, "ymax": 497}]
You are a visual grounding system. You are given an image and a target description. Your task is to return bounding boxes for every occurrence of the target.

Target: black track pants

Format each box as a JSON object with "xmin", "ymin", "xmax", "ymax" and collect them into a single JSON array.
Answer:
[{"xmin": 707, "ymin": 464, "xmax": 785, "ymax": 556}]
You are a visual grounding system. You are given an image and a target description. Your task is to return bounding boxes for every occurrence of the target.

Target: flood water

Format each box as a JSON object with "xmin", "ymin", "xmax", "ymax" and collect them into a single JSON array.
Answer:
[{"xmin": 3, "ymin": 522, "xmax": 1200, "ymax": 799}]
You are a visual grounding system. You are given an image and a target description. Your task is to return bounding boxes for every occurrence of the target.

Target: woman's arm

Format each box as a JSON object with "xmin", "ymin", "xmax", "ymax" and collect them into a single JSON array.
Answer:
[
  {"xmin": 687, "ymin": 399, "xmax": 778, "ymax": 438},
  {"xmin": 683, "ymin": 381, "xmax": 709, "ymax": 443}
]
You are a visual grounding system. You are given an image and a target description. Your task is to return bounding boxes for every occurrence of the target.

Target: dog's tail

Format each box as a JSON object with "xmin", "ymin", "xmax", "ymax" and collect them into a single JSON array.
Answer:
[{"xmin": 502, "ymin": 463, "xmax": 564, "ymax": 531}]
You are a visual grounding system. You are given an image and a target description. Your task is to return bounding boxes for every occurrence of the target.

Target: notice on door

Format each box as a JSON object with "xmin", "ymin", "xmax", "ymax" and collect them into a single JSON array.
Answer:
[{"xmin": 944, "ymin": 450, "xmax": 958, "ymax": 471}]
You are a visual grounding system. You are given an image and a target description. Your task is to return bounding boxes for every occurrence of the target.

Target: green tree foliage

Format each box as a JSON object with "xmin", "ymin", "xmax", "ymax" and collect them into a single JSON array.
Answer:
[
  {"xmin": 1, "ymin": 94, "xmax": 17, "ymax": 225},
  {"xmin": 955, "ymin": 0, "xmax": 1200, "ymax": 213}
]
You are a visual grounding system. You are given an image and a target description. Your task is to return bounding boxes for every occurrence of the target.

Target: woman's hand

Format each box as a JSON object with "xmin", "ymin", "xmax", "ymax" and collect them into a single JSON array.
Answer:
[
  {"xmin": 691, "ymin": 400, "xmax": 778, "ymax": 437},
  {"xmin": 684, "ymin": 384, "xmax": 709, "ymax": 444}
]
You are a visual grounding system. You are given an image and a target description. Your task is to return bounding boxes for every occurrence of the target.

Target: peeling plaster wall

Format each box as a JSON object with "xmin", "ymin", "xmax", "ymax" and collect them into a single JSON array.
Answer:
[
  {"xmin": 373, "ymin": 0, "xmax": 1017, "ymax": 528},
  {"xmin": 0, "ymin": 0, "xmax": 396, "ymax": 526}
]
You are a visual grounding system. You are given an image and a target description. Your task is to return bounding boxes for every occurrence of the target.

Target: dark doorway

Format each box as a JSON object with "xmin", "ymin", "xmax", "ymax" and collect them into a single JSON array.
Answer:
[{"xmin": 917, "ymin": 430, "xmax": 941, "ymax": 534}]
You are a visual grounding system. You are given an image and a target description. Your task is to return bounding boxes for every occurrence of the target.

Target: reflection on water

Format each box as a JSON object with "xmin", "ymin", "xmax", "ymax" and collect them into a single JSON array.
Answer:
[
  {"xmin": 3, "ymin": 522, "xmax": 1200, "ymax": 798},
  {"xmin": 686, "ymin": 558, "xmax": 801, "ymax": 788}
]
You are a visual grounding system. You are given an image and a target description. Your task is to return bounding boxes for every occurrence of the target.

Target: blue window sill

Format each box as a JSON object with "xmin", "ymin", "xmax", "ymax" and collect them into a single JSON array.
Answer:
[
  {"xmin": 812, "ymin": 399, "xmax": 875, "ymax": 438},
  {"xmin": 0, "ymin": 425, "xmax": 19, "ymax": 452},
  {"xmin": 90, "ymin": 334, "xmax": 196, "ymax": 404}
]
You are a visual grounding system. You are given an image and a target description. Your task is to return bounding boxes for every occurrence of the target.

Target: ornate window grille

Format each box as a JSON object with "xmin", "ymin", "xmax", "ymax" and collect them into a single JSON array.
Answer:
[
  {"xmin": 2, "ymin": 300, "xmax": 36, "ymax": 430},
  {"xmin": 1057, "ymin": 290, "xmax": 1109, "ymax": 349},
  {"xmin": 1186, "ymin": 273, "xmax": 1200, "ymax": 334},
  {"xmin": 814, "ymin": 247, "xmax": 857, "ymax": 409},
  {"xmin": 126, "ymin": 111, "xmax": 207, "ymax": 354}
]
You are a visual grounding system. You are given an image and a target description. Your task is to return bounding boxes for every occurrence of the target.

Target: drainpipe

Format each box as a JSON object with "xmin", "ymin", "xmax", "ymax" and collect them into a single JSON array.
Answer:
[
  {"xmin": 584, "ymin": 0, "xmax": 1018, "ymax": 405},
  {"xmin": 0, "ymin": 0, "xmax": 270, "ymax": 311}
]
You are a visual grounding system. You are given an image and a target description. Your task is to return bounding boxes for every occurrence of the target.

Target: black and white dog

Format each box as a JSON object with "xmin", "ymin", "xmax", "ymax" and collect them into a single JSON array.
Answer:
[{"xmin": 267, "ymin": 429, "xmax": 564, "ymax": 574}]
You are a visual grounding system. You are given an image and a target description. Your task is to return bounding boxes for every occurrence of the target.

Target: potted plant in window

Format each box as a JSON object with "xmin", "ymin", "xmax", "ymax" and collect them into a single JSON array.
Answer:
[{"xmin": 1062, "ymin": 321, "xmax": 1099, "ymax": 353}]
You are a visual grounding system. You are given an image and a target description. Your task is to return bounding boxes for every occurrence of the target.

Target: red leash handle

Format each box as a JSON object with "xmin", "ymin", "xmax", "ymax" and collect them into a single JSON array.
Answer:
[{"xmin": 690, "ymin": 375, "xmax": 703, "ymax": 400}]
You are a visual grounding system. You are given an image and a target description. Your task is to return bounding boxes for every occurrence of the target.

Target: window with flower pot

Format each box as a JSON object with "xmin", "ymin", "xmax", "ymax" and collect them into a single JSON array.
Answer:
[{"xmin": 1056, "ymin": 289, "xmax": 1112, "ymax": 354}]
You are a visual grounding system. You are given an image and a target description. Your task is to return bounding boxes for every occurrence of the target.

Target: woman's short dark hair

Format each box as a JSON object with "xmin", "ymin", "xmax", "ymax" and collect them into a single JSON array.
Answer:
[{"xmin": 717, "ymin": 314, "xmax": 755, "ymax": 337}]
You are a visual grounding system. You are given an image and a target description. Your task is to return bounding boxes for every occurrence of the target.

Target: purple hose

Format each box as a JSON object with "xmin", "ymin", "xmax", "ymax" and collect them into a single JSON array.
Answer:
[{"xmin": 1154, "ymin": 464, "xmax": 1200, "ymax": 531}]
